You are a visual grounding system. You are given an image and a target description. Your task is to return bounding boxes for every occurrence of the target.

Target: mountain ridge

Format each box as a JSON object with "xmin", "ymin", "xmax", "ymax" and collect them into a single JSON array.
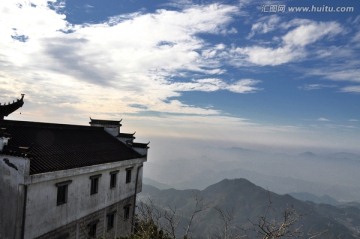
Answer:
[{"xmin": 140, "ymin": 178, "xmax": 360, "ymax": 239}]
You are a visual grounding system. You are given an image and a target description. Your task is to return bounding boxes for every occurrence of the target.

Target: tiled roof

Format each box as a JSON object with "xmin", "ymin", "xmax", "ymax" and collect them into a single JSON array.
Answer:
[
  {"xmin": 131, "ymin": 142, "xmax": 150, "ymax": 149},
  {"xmin": 89, "ymin": 118, "xmax": 122, "ymax": 126},
  {"xmin": 0, "ymin": 120, "xmax": 142, "ymax": 175},
  {"xmin": 118, "ymin": 133, "xmax": 135, "ymax": 138}
]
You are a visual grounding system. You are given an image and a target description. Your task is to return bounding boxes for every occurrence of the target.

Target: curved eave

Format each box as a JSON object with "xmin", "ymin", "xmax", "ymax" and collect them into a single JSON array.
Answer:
[
  {"xmin": 89, "ymin": 117, "xmax": 123, "ymax": 126},
  {"xmin": 0, "ymin": 94, "xmax": 25, "ymax": 118},
  {"xmin": 131, "ymin": 142, "xmax": 150, "ymax": 149}
]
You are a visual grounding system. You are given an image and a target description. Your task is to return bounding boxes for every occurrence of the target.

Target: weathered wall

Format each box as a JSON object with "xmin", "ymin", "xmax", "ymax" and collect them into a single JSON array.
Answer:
[
  {"xmin": 136, "ymin": 166, "xmax": 143, "ymax": 193},
  {"xmin": 35, "ymin": 196, "xmax": 135, "ymax": 239},
  {"xmin": 0, "ymin": 155, "xmax": 30, "ymax": 239},
  {"xmin": 24, "ymin": 160, "xmax": 144, "ymax": 239}
]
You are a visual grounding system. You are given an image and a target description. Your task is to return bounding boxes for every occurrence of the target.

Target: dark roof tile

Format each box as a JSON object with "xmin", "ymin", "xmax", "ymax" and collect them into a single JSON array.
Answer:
[
  {"xmin": 89, "ymin": 118, "xmax": 122, "ymax": 126},
  {"xmin": 0, "ymin": 120, "xmax": 142, "ymax": 175},
  {"xmin": 118, "ymin": 133, "xmax": 135, "ymax": 138},
  {"xmin": 131, "ymin": 142, "xmax": 150, "ymax": 149}
]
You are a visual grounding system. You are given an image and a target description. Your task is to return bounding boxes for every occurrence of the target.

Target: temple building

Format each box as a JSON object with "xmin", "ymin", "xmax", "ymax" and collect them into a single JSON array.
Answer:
[{"xmin": 0, "ymin": 95, "xmax": 149, "ymax": 239}]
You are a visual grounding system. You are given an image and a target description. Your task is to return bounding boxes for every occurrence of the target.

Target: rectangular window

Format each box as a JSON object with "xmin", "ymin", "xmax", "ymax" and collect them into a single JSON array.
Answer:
[
  {"xmin": 124, "ymin": 205, "xmax": 131, "ymax": 220},
  {"xmin": 110, "ymin": 170, "xmax": 119, "ymax": 189},
  {"xmin": 88, "ymin": 220, "xmax": 99, "ymax": 238},
  {"xmin": 55, "ymin": 180, "xmax": 72, "ymax": 206},
  {"xmin": 125, "ymin": 168, "xmax": 132, "ymax": 184},
  {"xmin": 107, "ymin": 211, "xmax": 116, "ymax": 231},
  {"xmin": 90, "ymin": 174, "xmax": 101, "ymax": 195},
  {"xmin": 57, "ymin": 185, "xmax": 67, "ymax": 205}
]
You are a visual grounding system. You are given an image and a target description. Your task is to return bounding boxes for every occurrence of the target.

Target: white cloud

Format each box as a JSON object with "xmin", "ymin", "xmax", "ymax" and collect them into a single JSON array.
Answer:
[
  {"xmin": 341, "ymin": 85, "xmax": 360, "ymax": 93},
  {"xmin": 233, "ymin": 45, "xmax": 304, "ymax": 66},
  {"xmin": 308, "ymin": 68, "xmax": 360, "ymax": 83},
  {"xmin": 233, "ymin": 21, "xmax": 343, "ymax": 66},
  {"xmin": 282, "ymin": 22, "xmax": 341, "ymax": 47},
  {"xmin": 225, "ymin": 79, "xmax": 260, "ymax": 93},
  {"xmin": 298, "ymin": 84, "xmax": 337, "ymax": 91},
  {"xmin": 170, "ymin": 78, "xmax": 260, "ymax": 93},
  {"xmin": 280, "ymin": 18, "xmax": 314, "ymax": 29},
  {"xmin": 318, "ymin": 117, "xmax": 330, "ymax": 122},
  {"xmin": 0, "ymin": 1, "xmax": 243, "ymax": 118},
  {"xmin": 352, "ymin": 31, "xmax": 360, "ymax": 44},
  {"xmin": 299, "ymin": 30, "xmax": 360, "ymax": 85},
  {"xmin": 248, "ymin": 15, "xmax": 281, "ymax": 38},
  {"xmin": 326, "ymin": 70, "xmax": 360, "ymax": 82},
  {"xmin": 0, "ymin": 1, "xmax": 67, "ymax": 39},
  {"xmin": 314, "ymin": 46, "xmax": 354, "ymax": 59}
]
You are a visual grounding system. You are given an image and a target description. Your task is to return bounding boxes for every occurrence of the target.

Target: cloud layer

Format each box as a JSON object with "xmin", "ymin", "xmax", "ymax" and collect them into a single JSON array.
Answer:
[
  {"xmin": 1, "ymin": 1, "xmax": 262, "ymax": 118},
  {"xmin": 1, "ymin": 0, "xmax": 359, "ymax": 151}
]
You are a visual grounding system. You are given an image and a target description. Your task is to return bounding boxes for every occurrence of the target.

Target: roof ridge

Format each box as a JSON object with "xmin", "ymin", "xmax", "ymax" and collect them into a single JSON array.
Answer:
[{"xmin": 1, "ymin": 120, "xmax": 98, "ymax": 130}]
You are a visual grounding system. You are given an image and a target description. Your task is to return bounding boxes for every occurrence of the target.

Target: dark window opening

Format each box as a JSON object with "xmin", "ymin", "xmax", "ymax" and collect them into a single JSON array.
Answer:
[
  {"xmin": 56, "ymin": 180, "xmax": 72, "ymax": 206},
  {"xmin": 90, "ymin": 178, "xmax": 99, "ymax": 195},
  {"xmin": 126, "ymin": 168, "xmax": 132, "ymax": 184},
  {"xmin": 57, "ymin": 185, "xmax": 67, "ymax": 205},
  {"xmin": 107, "ymin": 211, "xmax": 116, "ymax": 231},
  {"xmin": 88, "ymin": 220, "xmax": 99, "ymax": 238},
  {"xmin": 90, "ymin": 174, "xmax": 101, "ymax": 195},
  {"xmin": 124, "ymin": 205, "xmax": 131, "ymax": 220},
  {"xmin": 110, "ymin": 170, "xmax": 119, "ymax": 189}
]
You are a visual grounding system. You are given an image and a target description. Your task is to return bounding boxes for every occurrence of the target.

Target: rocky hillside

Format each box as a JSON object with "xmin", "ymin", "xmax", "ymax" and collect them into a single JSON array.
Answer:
[{"xmin": 139, "ymin": 178, "xmax": 360, "ymax": 239}]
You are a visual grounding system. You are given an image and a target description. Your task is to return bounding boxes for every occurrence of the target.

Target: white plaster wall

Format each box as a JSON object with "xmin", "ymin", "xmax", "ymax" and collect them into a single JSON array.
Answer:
[
  {"xmin": 24, "ymin": 159, "xmax": 145, "ymax": 239},
  {"xmin": 104, "ymin": 127, "xmax": 120, "ymax": 136},
  {"xmin": 0, "ymin": 155, "xmax": 30, "ymax": 239}
]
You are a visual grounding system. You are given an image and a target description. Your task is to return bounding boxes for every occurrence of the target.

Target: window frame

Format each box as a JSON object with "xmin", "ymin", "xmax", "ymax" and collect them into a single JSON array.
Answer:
[
  {"xmin": 123, "ymin": 204, "xmax": 131, "ymax": 220},
  {"xmin": 88, "ymin": 219, "xmax": 99, "ymax": 238},
  {"xmin": 90, "ymin": 174, "xmax": 102, "ymax": 195},
  {"xmin": 110, "ymin": 170, "xmax": 119, "ymax": 189},
  {"xmin": 125, "ymin": 167, "xmax": 133, "ymax": 184},
  {"xmin": 107, "ymin": 211, "xmax": 117, "ymax": 231},
  {"xmin": 55, "ymin": 180, "xmax": 72, "ymax": 206}
]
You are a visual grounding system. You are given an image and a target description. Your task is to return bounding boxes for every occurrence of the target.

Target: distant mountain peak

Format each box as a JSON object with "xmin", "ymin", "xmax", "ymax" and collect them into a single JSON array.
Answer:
[
  {"xmin": 204, "ymin": 178, "xmax": 261, "ymax": 193},
  {"xmin": 213, "ymin": 178, "xmax": 254, "ymax": 186},
  {"xmin": 299, "ymin": 151, "xmax": 317, "ymax": 157}
]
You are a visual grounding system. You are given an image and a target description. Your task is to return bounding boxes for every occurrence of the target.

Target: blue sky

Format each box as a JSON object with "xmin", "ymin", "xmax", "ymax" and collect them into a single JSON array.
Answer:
[{"xmin": 1, "ymin": 0, "xmax": 360, "ymax": 152}]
